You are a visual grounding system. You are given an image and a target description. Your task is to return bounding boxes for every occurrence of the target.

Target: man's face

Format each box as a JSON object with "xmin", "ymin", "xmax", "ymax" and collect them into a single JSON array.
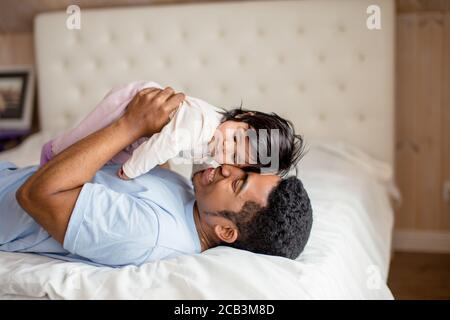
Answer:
[{"xmin": 193, "ymin": 165, "xmax": 281, "ymax": 215}]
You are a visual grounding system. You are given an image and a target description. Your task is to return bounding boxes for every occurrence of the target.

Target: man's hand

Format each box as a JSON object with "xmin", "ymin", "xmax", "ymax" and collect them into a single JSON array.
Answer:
[{"xmin": 123, "ymin": 86, "xmax": 185, "ymax": 138}]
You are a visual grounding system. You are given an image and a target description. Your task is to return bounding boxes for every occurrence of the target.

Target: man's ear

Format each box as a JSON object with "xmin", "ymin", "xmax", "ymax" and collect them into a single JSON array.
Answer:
[{"xmin": 214, "ymin": 223, "xmax": 238, "ymax": 244}]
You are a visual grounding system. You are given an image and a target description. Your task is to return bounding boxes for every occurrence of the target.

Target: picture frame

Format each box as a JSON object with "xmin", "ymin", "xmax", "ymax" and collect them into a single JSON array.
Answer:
[{"xmin": 0, "ymin": 66, "xmax": 34, "ymax": 131}]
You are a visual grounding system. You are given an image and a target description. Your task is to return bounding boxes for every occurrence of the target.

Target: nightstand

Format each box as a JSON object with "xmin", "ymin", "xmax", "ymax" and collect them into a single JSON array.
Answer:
[{"xmin": 0, "ymin": 130, "xmax": 31, "ymax": 152}]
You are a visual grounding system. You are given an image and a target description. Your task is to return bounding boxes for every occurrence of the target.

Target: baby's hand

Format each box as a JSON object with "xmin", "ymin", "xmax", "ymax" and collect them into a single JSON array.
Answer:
[{"xmin": 117, "ymin": 167, "xmax": 131, "ymax": 180}]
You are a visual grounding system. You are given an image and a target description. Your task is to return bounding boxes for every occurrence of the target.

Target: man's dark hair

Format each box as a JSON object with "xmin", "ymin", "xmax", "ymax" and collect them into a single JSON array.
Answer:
[
  {"xmin": 213, "ymin": 176, "xmax": 313, "ymax": 259},
  {"xmin": 221, "ymin": 107, "xmax": 305, "ymax": 176}
]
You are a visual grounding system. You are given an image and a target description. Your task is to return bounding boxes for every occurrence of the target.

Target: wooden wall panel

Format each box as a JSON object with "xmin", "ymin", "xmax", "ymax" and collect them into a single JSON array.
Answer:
[
  {"xmin": 397, "ymin": 0, "xmax": 450, "ymax": 13},
  {"xmin": 0, "ymin": 33, "xmax": 34, "ymax": 66},
  {"xmin": 443, "ymin": 13, "xmax": 450, "ymax": 229},
  {"xmin": 396, "ymin": 14, "xmax": 419, "ymax": 229},
  {"xmin": 395, "ymin": 13, "xmax": 445, "ymax": 230},
  {"xmin": 415, "ymin": 14, "xmax": 444, "ymax": 230}
]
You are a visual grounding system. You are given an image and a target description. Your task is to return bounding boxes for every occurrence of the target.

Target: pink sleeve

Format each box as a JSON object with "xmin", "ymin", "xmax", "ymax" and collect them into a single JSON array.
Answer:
[{"xmin": 51, "ymin": 81, "xmax": 163, "ymax": 157}]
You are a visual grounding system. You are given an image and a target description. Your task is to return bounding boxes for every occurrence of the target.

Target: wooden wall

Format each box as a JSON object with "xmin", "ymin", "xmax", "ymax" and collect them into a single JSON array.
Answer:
[
  {"xmin": 396, "ymin": 7, "xmax": 450, "ymax": 232},
  {"xmin": 397, "ymin": 0, "xmax": 450, "ymax": 13},
  {"xmin": 444, "ymin": 14, "xmax": 450, "ymax": 231},
  {"xmin": 0, "ymin": 33, "xmax": 34, "ymax": 66}
]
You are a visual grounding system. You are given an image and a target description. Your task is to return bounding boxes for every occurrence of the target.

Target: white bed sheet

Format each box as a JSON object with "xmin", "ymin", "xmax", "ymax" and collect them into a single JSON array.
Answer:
[{"xmin": 0, "ymin": 137, "xmax": 394, "ymax": 299}]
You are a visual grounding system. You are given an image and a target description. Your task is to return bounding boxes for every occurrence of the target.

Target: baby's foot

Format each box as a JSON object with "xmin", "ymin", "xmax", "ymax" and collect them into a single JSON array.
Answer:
[{"xmin": 117, "ymin": 167, "xmax": 130, "ymax": 180}]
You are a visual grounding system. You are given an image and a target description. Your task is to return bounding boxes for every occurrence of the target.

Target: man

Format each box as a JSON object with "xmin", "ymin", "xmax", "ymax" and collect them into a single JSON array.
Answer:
[{"xmin": 0, "ymin": 87, "xmax": 313, "ymax": 267}]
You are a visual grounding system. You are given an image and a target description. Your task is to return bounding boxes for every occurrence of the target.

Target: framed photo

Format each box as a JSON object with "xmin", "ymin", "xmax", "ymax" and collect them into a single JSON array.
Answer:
[{"xmin": 0, "ymin": 66, "xmax": 34, "ymax": 131}]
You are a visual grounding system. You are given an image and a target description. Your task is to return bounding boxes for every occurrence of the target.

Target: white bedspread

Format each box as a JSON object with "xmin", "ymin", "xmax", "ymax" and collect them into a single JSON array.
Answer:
[{"xmin": 0, "ymin": 138, "xmax": 394, "ymax": 299}]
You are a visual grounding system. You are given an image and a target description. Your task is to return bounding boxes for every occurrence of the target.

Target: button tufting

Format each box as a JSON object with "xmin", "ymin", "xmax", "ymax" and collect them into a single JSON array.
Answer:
[
  {"xmin": 297, "ymin": 26, "xmax": 305, "ymax": 35},
  {"xmin": 257, "ymin": 28, "xmax": 266, "ymax": 37},
  {"xmin": 258, "ymin": 84, "xmax": 266, "ymax": 93},
  {"xmin": 318, "ymin": 53, "xmax": 326, "ymax": 63},
  {"xmin": 78, "ymin": 85, "xmax": 85, "ymax": 95},
  {"xmin": 217, "ymin": 29, "xmax": 226, "ymax": 38},
  {"xmin": 127, "ymin": 57, "xmax": 135, "ymax": 68},
  {"xmin": 62, "ymin": 59, "xmax": 70, "ymax": 70},
  {"xmin": 358, "ymin": 53, "xmax": 366, "ymax": 62},
  {"xmin": 298, "ymin": 83, "xmax": 306, "ymax": 92},
  {"xmin": 357, "ymin": 113, "xmax": 366, "ymax": 122},
  {"xmin": 181, "ymin": 30, "xmax": 189, "ymax": 40},
  {"xmin": 319, "ymin": 113, "xmax": 327, "ymax": 121},
  {"xmin": 163, "ymin": 57, "xmax": 172, "ymax": 67},
  {"xmin": 200, "ymin": 57, "xmax": 208, "ymax": 66},
  {"xmin": 278, "ymin": 54, "xmax": 285, "ymax": 64},
  {"xmin": 338, "ymin": 83, "xmax": 346, "ymax": 92},
  {"xmin": 144, "ymin": 31, "xmax": 152, "ymax": 41},
  {"xmin": 337, "ymin": 24, "xmax": 347, "ymax": 33},
  {"xmin": 238, "ymin": 56, "xmax": 246, "ymax": 65},
  {"xmin": 95, "ymin": 59, "xmax": 102, "ymax": 69},
  {"xmin": 63, "ymin": 110, "xmax": 73, "ymax": 122},
  {"xmin": 63, "ymin": 109, "xmax": 79, "ymax": 127},
  {"xmin": 109, "ymin": 32, "xmax": 117, "ymax": 42}
]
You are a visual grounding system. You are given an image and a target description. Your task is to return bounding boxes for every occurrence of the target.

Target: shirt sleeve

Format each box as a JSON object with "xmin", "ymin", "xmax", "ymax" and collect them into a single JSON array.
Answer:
[{"xmin": 63, "ymin": 182, "xmax": 160, "ymax": 267}]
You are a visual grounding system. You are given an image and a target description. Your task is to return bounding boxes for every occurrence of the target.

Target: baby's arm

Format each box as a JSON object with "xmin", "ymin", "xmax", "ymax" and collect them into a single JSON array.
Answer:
[{"xmin": 51, "ymin": 81, "xmax": 163, "ymax": 156}]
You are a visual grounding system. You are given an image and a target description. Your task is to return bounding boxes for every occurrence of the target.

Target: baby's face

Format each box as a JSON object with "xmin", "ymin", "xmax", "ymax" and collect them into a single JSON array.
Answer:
[{"xmin": 209, "ymin": 121, "xmax": 255, "ymax": 167}]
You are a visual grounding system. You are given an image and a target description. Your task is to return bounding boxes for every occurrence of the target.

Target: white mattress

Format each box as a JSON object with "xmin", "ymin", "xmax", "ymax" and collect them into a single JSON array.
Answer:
[{"xmin": 0, "ymin": 138, "xmax": 394, "ymax": 299}]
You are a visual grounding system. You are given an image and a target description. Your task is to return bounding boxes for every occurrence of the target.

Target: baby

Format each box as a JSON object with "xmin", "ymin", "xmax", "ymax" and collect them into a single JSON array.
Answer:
[{"xmin": 40, "ymin": 81, "xmax": 304, "ymax": 178}]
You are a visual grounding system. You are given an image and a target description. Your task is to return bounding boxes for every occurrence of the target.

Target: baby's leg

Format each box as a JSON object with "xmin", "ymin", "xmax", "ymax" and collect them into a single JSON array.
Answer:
[
  {"xmin": 42, "ymin": 81, "xmax": 163, "ymax": 172},
  {"xmin": 39, "ymin": 139, "xmax": 54, "ymax": 166},
  {"xmin": 51, "ymin": 81, "xmax": 161, "ymax": 161},
  {"xmin": 51, "ymin": 83, "xmax": 136, "ymax": 158}
]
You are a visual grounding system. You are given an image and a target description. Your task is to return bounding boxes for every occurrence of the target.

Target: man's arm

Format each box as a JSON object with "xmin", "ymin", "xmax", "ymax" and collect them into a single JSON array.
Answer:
[{"xmin": 16, "ymin": 87, "xmax": 185, "ymax": 243}]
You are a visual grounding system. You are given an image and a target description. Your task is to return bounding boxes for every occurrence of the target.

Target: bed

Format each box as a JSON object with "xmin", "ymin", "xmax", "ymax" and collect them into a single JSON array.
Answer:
[{"xmin": 0, "ymin": 0, "xmax": 395, "ymax": 299}]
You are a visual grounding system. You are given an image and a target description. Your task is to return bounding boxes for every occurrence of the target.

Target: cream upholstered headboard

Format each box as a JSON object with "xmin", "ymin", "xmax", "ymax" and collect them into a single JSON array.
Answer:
[{"xmin": 34, "ymin": 0, "xmax": 395, "ymax": 166}]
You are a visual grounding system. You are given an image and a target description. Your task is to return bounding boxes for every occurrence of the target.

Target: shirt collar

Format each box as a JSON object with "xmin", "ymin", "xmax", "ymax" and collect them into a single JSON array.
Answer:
[{"xmin": 185, "ymin": 199, "xmax": 202, "ymax": 253}]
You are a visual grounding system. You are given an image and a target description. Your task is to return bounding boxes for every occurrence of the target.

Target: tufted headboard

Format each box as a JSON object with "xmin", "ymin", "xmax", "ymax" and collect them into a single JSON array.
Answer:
[{"xmin": 34, "ymin": 0, "xmax": 395, "ymax": 166}]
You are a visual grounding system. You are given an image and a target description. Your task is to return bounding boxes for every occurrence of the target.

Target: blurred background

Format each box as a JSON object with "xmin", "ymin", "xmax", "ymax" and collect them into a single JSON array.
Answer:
[{"xmin": 0, "ymin": 0, "xmax": 449, "ymax": 299}]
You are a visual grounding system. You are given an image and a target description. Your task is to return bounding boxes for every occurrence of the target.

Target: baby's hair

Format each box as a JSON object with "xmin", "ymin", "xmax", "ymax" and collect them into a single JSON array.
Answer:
[{"xmin": 220, "ymin": 104, "xmax": 305, "ymax": 176}]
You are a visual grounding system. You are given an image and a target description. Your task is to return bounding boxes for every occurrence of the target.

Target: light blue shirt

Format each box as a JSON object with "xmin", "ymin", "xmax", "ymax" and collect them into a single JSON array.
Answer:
[{"xmin": 0, "ymin": 161, "xmax": 201, "ymax": 267}]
